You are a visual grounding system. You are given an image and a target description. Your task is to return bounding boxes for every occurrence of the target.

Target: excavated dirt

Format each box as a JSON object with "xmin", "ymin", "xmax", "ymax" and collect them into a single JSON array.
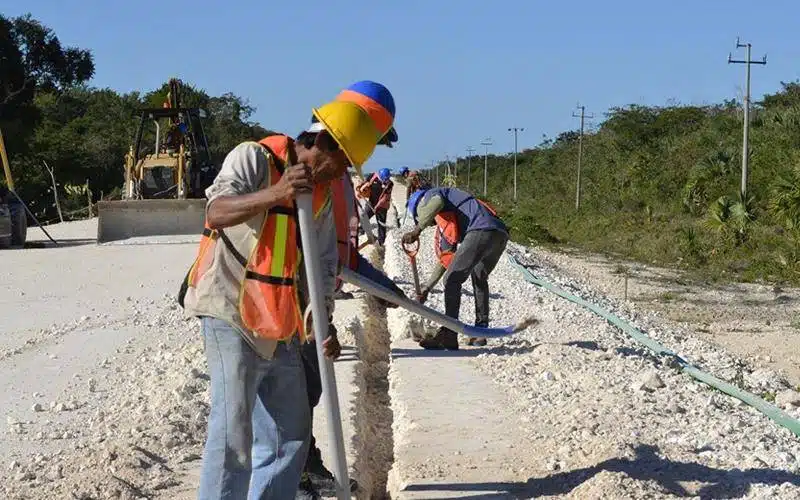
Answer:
[{"xmin": 350, "ymin": 246, "xmax": 395, "ymax": 499}]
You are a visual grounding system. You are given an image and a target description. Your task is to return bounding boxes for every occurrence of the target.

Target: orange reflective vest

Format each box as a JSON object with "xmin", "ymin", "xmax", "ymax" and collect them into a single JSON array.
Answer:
[
  {"xmin": 356, "ymin": 173, "xmax": 376, "ymax": 199},
  {"xmin": 356, "ymin": 173, "xmax": 392, "ymax": 209},
  {"xmin": 434, "ymin": 198, "xmax": 499, "ymax": 269},
  {"xmin": 186, "ymin": 135, "xmax": 331, "ymax": 341},
  {"xmin": 331, "ymin": 175, "xmax": 360, "ymax": 272}
]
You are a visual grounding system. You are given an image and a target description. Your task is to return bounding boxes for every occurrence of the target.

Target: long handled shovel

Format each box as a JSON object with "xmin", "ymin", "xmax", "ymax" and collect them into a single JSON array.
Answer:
[
  {"xmin": 296, "ymin": 193, "xmax": 350, "ymax": 500},
  {"xmin": 402, "ymin": 239, "xmax": 422, "ymax": 296},
  {"xmin": 391, "ymin": 202, "xmax": 401, "ymax": 228},
  {"xmin": 357, "ymin": 199, "xmax": 377, "ymax": 245},
  {"xmin": 340, "ymin": 267, "xmax": 539, "ymax": 338}
]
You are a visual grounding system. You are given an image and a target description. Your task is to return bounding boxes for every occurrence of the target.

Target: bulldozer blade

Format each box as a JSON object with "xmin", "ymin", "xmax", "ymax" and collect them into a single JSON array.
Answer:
[{"xmin": 96, "ymin": 199, "xmax": 206, "ymax": 244}]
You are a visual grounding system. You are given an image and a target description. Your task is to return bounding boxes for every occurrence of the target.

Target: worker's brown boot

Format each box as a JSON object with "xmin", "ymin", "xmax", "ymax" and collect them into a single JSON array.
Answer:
[
  {"xmin": 334, "ymin": 289, "xmax": 354, "ymax": 300},
  {"xmin": 469, "ymin": 321, "xmax": 489, "ymax": 347},
  {"xmin": 419, "ymin": 328, "xmax": 459, "ymax": 350}
]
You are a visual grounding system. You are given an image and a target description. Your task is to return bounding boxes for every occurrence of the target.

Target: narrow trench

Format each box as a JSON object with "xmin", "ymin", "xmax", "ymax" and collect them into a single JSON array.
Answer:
[{"xmin": 352, "ymin": 245, "xmax": 395, "ymax": 499}]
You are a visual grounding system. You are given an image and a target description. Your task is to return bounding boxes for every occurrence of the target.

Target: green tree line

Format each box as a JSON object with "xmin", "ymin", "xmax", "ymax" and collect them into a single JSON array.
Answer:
[
  {"xmin": 432, "ymin": 84, "xmax": 800, "ymax": 284},
  {"xmin": 1, "ymin": 13, "xmax": 271, "ymax": 221}
]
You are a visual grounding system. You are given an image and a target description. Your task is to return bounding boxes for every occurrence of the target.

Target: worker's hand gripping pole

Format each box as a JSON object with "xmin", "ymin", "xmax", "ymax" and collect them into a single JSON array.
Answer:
[
  {"xmin": 296, "ymin": 193, "xmax": 350, "ymax": 500},
  {"xmin": 402, "ymin": 240, "xmax": 422, "ymax": 296}
]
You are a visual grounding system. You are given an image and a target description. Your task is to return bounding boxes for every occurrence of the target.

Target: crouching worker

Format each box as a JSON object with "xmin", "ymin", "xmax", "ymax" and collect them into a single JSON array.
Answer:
[
  {"xmin": 180, "ymin": 96, "xmax": 385, "ymax": 500},
  {"xmin": 402, "ymin": 187, "xmax": 509, "ymax": 350}
]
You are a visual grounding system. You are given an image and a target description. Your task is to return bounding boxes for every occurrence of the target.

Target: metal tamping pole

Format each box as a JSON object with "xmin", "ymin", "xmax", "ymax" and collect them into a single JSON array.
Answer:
[{"xmin": 296, "ymin": 193, "xmax": 350, "ymax": 500}]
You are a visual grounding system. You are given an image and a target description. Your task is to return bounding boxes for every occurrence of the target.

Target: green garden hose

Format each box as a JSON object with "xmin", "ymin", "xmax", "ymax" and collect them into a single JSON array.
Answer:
[{"xmin": 507, "ymin": 254, "xmax": 800, "ymax": 439}]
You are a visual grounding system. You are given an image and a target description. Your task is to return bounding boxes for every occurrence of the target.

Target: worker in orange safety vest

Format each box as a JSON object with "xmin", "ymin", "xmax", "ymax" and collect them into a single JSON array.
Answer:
[
  {"xmin": 355, "ymin": 167, "xmax": 393, "ymax": 245},
  {"xmin": 295, "ymin": 82, "xmax": 406, "ymax": 499},
  {"xmin": 180, "ymin": 94, "xmax": 386, "ymax": 499},
  {"xmin": 403, "ymin": 187, "xmax": 509, "ymax": 351}
]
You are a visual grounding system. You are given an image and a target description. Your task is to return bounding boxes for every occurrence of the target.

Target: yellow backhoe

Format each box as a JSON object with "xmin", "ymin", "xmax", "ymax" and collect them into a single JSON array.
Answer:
[{"xmin": 96, "ymin": 78, "xmax": 218, "ymax": 243}]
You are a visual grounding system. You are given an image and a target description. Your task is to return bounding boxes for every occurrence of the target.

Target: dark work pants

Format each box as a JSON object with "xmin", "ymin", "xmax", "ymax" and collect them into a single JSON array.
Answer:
[
  {"xmin": 443, "ymin": 229, "xmax": 509, "ymax": 327},
  {"xmin": 365, "ymin": 203, "xmax": 388, "ymax": 245},
  {"xmin": 375, "ymin": 209, "xmax": 388, "ymax": 244},
  {"xmin": 301, "ymin": 341, "xmax": 323, "ymax": 463}
]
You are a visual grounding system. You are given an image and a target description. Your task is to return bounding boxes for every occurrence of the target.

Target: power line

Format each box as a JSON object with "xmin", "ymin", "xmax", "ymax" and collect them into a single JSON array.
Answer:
[
  {"xmin": 572, "ymin": 104, "xmax": 594, "ymax": 210},
  {"xmin": 480, "ymin": 138, "xmax": 493, "ymax": 196},
  {"xmin": 728, "ymin": 37, "xmax": 766, "ymax": 199},
  {"xmin": 508, "ymin": 127, "xmax": 524, "ymax": 201}
]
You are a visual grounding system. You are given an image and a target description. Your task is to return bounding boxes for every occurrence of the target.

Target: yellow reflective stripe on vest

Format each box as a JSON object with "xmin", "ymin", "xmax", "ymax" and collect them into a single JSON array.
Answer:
[
  {"xmin": 315, "ymin": 190, "xmax": 331, "ymax": 218},
  {"xmin": 271, "ymin": 213, "xmax": 290, "ymax": 276}
]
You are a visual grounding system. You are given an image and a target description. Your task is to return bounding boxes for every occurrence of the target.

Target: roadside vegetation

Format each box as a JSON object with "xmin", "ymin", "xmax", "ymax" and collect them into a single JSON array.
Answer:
[{"xmin": 434, "ymin": 85, "xmax": 800, "ymax": 285}]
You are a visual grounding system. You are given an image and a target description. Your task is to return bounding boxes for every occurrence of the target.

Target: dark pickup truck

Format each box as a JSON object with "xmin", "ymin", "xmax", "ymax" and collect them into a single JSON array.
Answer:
[{"xmin": 0, "ymin": 186, "xmax": 26, "ymax": 248}]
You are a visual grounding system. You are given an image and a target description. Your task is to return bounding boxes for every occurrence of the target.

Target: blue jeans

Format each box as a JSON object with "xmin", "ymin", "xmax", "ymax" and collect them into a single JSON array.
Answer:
[{"xmin": 197, "ymin": 317, "xmax": 310, "ymax": 500}]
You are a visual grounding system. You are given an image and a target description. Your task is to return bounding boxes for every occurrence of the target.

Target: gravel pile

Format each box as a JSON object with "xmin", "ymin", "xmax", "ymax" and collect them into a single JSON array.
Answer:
[
  {"xmin": 350, "ymin": 247, "xmax": 395, "ymax": 499},
  {"xmin": 2, "ymin": 296, "xmax": 209, "ymax": 500},
  {"xmin": 383, "ymin": 225, "xmax": 800, "ymax": 498}
]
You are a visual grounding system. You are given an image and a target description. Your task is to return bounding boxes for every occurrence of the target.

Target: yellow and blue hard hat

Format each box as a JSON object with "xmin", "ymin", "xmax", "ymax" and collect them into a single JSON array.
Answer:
[
  {"xmin": 310, "ymin": 100, "xmax": 382, "ymax": 175},
  {"xmin": 335, "ymin": 81, "xmax": 397, "ymax": 147},
  {"xmin": 308, "ymin": 81, "xmax": 398, "ymax": 175}
]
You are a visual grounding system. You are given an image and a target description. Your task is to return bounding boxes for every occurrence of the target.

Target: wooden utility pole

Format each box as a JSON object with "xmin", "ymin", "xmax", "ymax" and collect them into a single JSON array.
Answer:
[
  {"xmin": 480, "ymin": 138, "xmax": 493, "ymax": 196},
  {"xmin": 728, "ymin": 37, "xmax": 766, "ymax": 199},
  {"xmin": 572, "ymin": 105, "xmax": 594, "ymax": 210},
  {"xmin": 508, "ymin": 127, "xmax": 523, "ymax": 201},
  {"xmin": 466, "ymin": 147, "xmax": 475, "ymax": 191}
]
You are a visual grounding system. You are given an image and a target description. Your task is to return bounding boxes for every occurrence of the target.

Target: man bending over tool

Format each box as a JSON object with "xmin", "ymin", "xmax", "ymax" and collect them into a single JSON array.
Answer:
[
  {"xmin": 356, "ymin": 167, "xmax": 393, "ymax": 245},
  {"xmin": 402, "ymin": 187, "xmax": 509, "ymax": 350},
  {"xmin": 405, "ymin": 169, "xmax": 426, "ymax": 202},
  {"xmin": 181, "ymin": 94, "xmax": 385, "ymax": 499}
]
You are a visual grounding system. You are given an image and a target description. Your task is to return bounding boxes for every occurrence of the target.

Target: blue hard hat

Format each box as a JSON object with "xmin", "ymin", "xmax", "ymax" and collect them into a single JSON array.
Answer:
[
  {"xmin": 406, "ymin": 189, "xmax": 427, "ymax": 224},
  {"xmin": 399, "ymin": 166, "xmax": 409, "ymax": 175},
  {"xmin": 378, "ymin": 168, "xmax": 391, "ymax": 182}
]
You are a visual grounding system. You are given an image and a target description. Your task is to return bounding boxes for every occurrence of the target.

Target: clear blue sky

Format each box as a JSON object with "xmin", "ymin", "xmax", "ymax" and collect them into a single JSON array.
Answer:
[{"xmin": 6, "ymin": 1, "xmax": 800, "ymax": 173}]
